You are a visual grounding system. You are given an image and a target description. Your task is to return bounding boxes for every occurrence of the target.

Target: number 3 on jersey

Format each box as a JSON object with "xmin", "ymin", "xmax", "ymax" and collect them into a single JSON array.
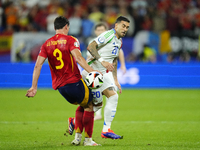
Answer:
[{"xmin": 53, "ymin": 48, "xmax": 64, "ymax": 69}]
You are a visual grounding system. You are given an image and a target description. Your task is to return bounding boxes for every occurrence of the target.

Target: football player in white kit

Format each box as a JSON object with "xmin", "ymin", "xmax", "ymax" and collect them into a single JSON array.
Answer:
[
  {"xmin": 87, "ymin": 22, "xmax": 127, "ymax": 121},
  {"xmin": 68, "ymin": 16, "xmax": 129, "ymax": 140},
  {"xmin": 87, "ymin": 16, "xmax": 130, "ymax": 139}
]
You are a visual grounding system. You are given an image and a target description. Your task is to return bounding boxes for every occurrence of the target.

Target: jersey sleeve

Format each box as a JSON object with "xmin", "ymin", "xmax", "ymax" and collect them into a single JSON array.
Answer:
[
  {"xmin": 69, "ymin": 36, "xmax": 81, "ymax": 52},
  {"xmin": 94, "ymin": 29, "xmax": 115, "ymax": 47},
  {"xmin": 38, "ymin": 43, "xmax": 47, "ymax": 58}
]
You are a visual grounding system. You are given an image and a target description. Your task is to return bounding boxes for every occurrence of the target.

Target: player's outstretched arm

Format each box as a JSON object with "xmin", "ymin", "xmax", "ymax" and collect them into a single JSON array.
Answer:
[
  {"xmin": 26, "ymin": 56, "xmax": 46, "ymax": 98},
  {"xmin": 119, "ymin": 49, "xmax": 126, "ymax": 74},
  {"xmin": 112, "ymin": 57, "xmax": 122, "ymax": 94},
  {"xmin": 87, "ymin": 41, "xmax": 114, "ymax": 72},
  {"xmin": 71, "ymin": 48, "xmax": 94, "ymax": 73}
]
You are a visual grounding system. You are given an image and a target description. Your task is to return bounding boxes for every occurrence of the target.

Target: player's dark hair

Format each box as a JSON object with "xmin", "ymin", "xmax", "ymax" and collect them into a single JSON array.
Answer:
[
  {"xmin": 94, "ymin": 22, "xmax": 108, "ymax": 30},
  {"xmin": 54, "ymin": 16, "xmax": 70, "ymax": 30},
  {"xmin": 115, "ymin": 16, "xmax": 130, "ymax": 23}
]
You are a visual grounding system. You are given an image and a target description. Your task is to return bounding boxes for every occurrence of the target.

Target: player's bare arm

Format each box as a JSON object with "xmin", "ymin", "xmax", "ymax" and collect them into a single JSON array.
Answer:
[
  {"xmin": 112, "ymin": 57, "xmax": 122, "ymax": 94},
  {"xmin": 87, "ymin": 41, "xmax": 101, "ymax": 60},
  {"xmin": 87, "ymin": 41, "xmax": 114, "ymax": 72},
  {"xmin": 112, "ymin": 57, "xmax": 118, "ymax": 81},
  {"xmin": 26, "ymin": 56, "xmax": 46, "ymax": 98},
  {"xmin": 119, "ymin": 49, "xmax": 126, "ymax": 74},
  {"xmin": 71, "ymin": 48, "xmax": 94, "ymax": 73}
]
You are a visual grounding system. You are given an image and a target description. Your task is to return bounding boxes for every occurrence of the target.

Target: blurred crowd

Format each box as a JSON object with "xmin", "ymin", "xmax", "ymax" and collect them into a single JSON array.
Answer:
[
  {"xmin": 1, "ymin": 0, "xmax": 200, "ymax": 36},
  {"xmin": 0, "ymin": 0, "xmax": 200, "ymax": 62}
]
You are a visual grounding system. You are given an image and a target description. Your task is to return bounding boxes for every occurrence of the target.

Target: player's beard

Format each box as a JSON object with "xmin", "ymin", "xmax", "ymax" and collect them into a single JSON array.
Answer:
[
  {"xmin": 121, "ymin": 32, "xmax": 126, "ymax": 37},
  {"xmin": 116, "ymin": 30, "xmax": 125, "ymax": 38}
]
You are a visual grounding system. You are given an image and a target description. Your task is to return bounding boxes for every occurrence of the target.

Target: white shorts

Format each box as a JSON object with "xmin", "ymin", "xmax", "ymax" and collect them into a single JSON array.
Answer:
[
  {"xmin": 105, "ymin": 71, "xmax": 118, "ymax": 91},
  {"xmin": 100, "ymin": 72, "xmax": 116, "ymax": 92},
  {"xmin": 82, "ymin": 70, "xmax": 116, "ymax": 105}
]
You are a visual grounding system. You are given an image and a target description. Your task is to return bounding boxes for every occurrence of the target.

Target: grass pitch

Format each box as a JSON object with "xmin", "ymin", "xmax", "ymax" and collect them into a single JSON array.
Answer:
[{"xmin": 0, "ymin": 89, "xmax": 200, "ymax": 150}]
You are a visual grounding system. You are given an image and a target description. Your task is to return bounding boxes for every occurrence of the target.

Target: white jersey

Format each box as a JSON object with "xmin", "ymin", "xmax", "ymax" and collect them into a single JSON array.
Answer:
[{"xmin": 88, "ymin": 29, "xmax": 122, "ymax": 74}]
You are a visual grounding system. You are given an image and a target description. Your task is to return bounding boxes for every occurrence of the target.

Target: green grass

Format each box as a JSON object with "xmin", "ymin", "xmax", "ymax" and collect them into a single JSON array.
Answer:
[{"xmin": 0, "ymin": 89, "xmax": 200, "ymax": 150}]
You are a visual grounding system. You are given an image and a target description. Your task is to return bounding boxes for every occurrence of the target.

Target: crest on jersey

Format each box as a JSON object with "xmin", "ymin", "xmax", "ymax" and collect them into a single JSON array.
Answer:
[
  {"xmin": 98, "ymin": 36, "xmax": 105, "ymax": 43},
  {"xmin": 74, "ymin": 42, "xmax": 79, "ymax": 47}
]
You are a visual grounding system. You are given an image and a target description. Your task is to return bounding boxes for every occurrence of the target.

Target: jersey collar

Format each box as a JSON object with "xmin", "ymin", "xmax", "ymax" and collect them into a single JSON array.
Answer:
[
  {"xmin": 112, "ymin": 28, "xmax": 116, "ymax": 34},
  {"xmin": 112, "ymin": 28, "xmax": 121, "ymax": 39}
]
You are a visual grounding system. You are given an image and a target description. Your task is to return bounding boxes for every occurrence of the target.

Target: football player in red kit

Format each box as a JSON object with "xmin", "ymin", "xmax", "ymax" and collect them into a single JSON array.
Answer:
[{"xmin": 26, "ymin": 16, "xmax": 114, "ymax": 146}]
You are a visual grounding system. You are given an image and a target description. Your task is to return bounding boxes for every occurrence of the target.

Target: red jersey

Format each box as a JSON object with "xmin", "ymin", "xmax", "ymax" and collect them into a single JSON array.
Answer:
[{"xmin": 39, "ymin": 34, "xmax": 82, "ymax": 90}]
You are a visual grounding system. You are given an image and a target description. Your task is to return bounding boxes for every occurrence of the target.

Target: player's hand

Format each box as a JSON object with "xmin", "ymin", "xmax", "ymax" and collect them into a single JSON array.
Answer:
[
  {"xmin": 120, "ymin": 65, "xmax": 126, "ymax": 75},
  {"xmin": 93, "ymin": 70, "xmax": 103, "ymax": 75},
  {"xmin": 26, "ymin": 87, "xmax": 37, "ymax": 98},
  {"xmin": 115, "ymin": 81, "xmax": 122, "ymax": 94},
  {"xmin": 101, "ymin": 61, "xmax": 114, "ymax": 72}
]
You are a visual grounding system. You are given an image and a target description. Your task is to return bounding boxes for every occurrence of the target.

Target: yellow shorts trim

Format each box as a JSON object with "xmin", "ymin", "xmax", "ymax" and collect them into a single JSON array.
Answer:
[{"xmin": 80, "ymin": 79, "xmax": 90, "ymax": 107}]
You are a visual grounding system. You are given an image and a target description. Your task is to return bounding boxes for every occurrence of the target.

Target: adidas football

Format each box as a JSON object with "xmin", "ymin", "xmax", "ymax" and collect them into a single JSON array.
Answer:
[{"xmin": 85, "ymin": 71, "xmax": 103, "ymax": 89}]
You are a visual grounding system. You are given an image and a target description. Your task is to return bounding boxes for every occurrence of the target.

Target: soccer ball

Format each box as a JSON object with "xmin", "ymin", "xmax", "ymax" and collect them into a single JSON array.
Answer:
[{"xmin": 85, "ymin": 71, "xmax": 103, "ymax": 89}]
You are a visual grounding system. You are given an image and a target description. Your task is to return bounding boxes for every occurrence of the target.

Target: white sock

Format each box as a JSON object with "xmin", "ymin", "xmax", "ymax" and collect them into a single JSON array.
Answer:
[
  {"xmin": 103, "ymin": 94, "xmax": 118, "ymax": 132},
  {"xmin": 84, "ymin": 137, "xmax": 92, "ymax": 142},
  {"xmin": 75, "ymin": 133, "xmax": 82, "ymax": 141}
]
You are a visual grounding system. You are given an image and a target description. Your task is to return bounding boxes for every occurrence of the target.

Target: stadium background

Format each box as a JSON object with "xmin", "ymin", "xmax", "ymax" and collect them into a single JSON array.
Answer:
[
  {"xmin": 1, "ymin": 1, "xmax": 200, "ymax": 149},
  {"xmin": 0, "ymin": 0, "xmax": 200, "ymax": 88}
]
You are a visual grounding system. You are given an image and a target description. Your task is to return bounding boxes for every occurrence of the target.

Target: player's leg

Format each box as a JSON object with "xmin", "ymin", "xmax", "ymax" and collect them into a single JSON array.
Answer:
[
  {"xmin": 103, "ymin": 89, "xmax": 118, "ymax": 132},
  {"xmin": 93, "ymin": 90, "xmax": 103, "ymax": 121},
  {"xmin": 76, "ymin": 79, "xmax": 100, "ymax": 146},
  {"xmin": 71, "ymin": 106, "xmax": 84, "ymax": 145},
  {"xmin": 82, "ymin": 101, "xmax": 100, "ymax": 146},
  {"xmin": 58, "ymin": 79, "xmax": 100, "ymax": 146},
  {"xmin": 101, "ymin": 88, "xmax": 122, "ymax": 139},
  {"xmin": 91, "ymin": 88, "xmax": 103, "ymax": 120},
  {"xmin": 67, "ymin": 87, "xmax": 103, "ymax": 135},
  {"xmin": 99, "ymin": 73, "xmax": 122, "ymax": 139},
  {"xmin": 58, "ymin": 81, "xmax": 84, "ymax": 145}
]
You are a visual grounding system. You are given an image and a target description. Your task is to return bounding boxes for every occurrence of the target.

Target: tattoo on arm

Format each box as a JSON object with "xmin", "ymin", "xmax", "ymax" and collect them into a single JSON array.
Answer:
[
  {"xmin": 112, "ymin": 57, "xmax": 118, "ymax": 81},
  {"xmin": 87, "ymin": 41, "xmax": 101, "ymax": 60}
]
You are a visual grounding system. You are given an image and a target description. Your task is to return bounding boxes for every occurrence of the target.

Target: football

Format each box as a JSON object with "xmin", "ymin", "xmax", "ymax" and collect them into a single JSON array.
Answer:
[{"xmin": 85, "ymin": 71, "xmax": 103, "ymax": 89}]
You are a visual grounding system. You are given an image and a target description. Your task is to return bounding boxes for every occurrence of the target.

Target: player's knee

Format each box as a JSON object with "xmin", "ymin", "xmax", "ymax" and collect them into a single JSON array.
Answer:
[
  {"xmin": 103, "ymin": 87, "xmax": 117, "ymax": 97},
  {"xmin": 83, "ymin": 101, "xmax": 94, "ymax": 112}
]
